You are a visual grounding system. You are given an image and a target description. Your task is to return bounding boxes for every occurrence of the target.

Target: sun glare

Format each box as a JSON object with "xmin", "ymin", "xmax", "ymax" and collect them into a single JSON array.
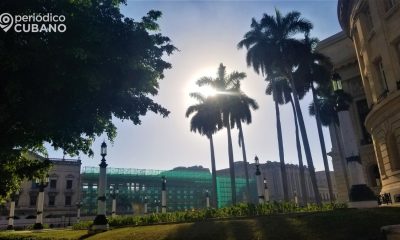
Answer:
[{"xmin": 186, "ymin": 67, "xmax": 218, "ymax": 104}]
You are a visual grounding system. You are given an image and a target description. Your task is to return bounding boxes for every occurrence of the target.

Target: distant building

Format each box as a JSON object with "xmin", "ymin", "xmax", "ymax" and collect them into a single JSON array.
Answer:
[
  {"xmin": 218, "ymin": 161, "xmax": 337, "ymax": 203},
  {"xmin": 13, "ymin": 157, "xmax": 81, "ymax": 219}
]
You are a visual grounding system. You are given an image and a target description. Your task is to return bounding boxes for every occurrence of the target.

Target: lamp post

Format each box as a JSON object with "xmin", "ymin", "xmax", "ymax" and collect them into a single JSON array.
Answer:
[
  {"xmin": 332, "ymin": 73, "xmax": 377, "ymax": 208},
  {"xmin": 110, "ymin": 186, "xmax": 119, "ymax": 218},
  {"xmin": 205, "ymin": 190, "xmax": 210, "ymax": 208},
  {"xmin": 144, "ymin": 196, "xmax": 148, "ymax": 214},
  {"xmin": 7, "ymin": 190, "xmax": 20, "ymax": 230},
  {"xmin": 154, "ymin": 199, "xmax": 160, "ymax": 213},
  {"xmin": 263, "ymin": 178, "xmax": 270, "ymax": 203},
  {"xmin": 161, "ymin": 176, "xmax": 167, "ymax": 213},
  {"xmin": 294, "ymin": 190, "xmax": 298, "ymax": 205},
  {"xmin": 76, "ymin": 201, "xmax": 82, "ymax": 223},
  {"xmin": 255, "ymin": 156, "xmax": 264, "ymax": 204},
  {"xmin": 34, "ymin": 175, "xmax": 49, "ymax": 229},
  {"xmin": 93, "ymin": 141, "xmax": 109, "ymax": 231}
]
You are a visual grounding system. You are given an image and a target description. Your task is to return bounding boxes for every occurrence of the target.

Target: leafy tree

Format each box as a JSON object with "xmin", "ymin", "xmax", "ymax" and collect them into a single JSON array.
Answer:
[
  {"xmin": 238, "ymin": 9, "xmax": 322, "ymax": 205},
  {"xmin": 186, "ymin": 93, "xmax": 223, "ymax": 208},
  {"xmin": 0, "ymin": 0, "xmax": 176, "ymax": 200},
  {"xmin": 229, "ymin": 80, "xmax": 259, "ymax": 202}
]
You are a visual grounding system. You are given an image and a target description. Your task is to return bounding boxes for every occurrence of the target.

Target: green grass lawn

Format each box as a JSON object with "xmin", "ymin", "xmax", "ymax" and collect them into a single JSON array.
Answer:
[{"xmin": 1, "ymin": 207, "xmax": 400, "ymax": 240}]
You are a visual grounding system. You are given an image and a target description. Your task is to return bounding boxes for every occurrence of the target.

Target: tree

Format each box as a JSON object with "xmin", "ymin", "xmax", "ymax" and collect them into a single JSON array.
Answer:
[
  {"xmin": 229, "ymin": 81, "xmax": 259, "ymax": 202},
  {"xmin": 0, "ymin": 0, "xmax": 176, "ymax": 200},
  {"xmin": 186, "ymin": 93, "xmax": 222, "ymax": 208},
  {"xmin": 238, "ymin": 9, "xmax": 322, "ymax": 205},
  {"xmin": 197, "ymin": 63, "xmax": 247, "ymax": 205},
  {"xmin": 265, "ymin": 77, "xmax": 308, "ymax": 203},
  {"xmin": 294, "ymin": 35, "xmax": 336, "ymax": 202}
]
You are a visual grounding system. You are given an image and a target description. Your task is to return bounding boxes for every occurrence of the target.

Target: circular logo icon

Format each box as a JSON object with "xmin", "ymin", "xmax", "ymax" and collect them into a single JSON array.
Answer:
[{"xmin": 0, "ymin": 13, "xmax": 14, "ymax": 32}]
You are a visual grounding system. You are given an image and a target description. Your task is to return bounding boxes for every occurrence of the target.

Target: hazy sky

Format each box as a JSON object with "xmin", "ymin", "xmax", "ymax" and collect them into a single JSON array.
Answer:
[{"xmin": 48, "ymin": 0, "xmax": 341, "ymax": 172}]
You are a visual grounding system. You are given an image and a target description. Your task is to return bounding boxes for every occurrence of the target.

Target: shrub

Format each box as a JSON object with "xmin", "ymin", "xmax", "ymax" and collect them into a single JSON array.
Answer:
[{"xmin": 72, "ymin": 221, "xmax": 92, "ymax": 230}]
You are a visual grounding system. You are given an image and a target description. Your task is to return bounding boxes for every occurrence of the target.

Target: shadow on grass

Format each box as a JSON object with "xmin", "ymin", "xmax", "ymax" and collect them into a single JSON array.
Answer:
[{"xmin": 164, "ymin": 218, "xmax": 258, "ymax": 240}]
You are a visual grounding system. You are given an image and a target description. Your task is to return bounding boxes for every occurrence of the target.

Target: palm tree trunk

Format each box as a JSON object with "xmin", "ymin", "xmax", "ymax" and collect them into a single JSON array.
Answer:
[
  {"xmin": 226, "ymin": 120, "xmax": 237, "ymax": 205},
  {"xmin": 311, "ymin": 85, "xmax": 335, "ymax": 202},
  {"xmin": 275, "ymin": 100, "xmax": 289, "ymax": 202},
  {"xmin": 208, "ymin": 134, "xmax": 218, "ymax": 208},
  {"xmin": 289, "ymin": 97, "xmax": 308, "ymax": 205},
  {"xmin": 288, "ymin": 75, "xmax": 322, "ymax": 205},
  {"xmin": 237, "ymin": 121, "xmax": 250, "ymax": 203}
]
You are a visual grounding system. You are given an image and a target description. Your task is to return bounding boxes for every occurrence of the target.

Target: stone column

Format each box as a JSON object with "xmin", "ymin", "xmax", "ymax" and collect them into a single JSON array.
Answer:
[
  {"xmin": 35, "ymin": 189, "xmax": 45, "ymax": 227},
  {"xmin": 144, "ymin": 196, "xmax": 148, "ymax": 214},
  {"xmin": 255, "ymin": 163, "xmax": 264, "ymax": 204},
  {"xmin": 161, "ymin": 176, "xmax": 167, "ymax": 213},
  {"xmin": 337, "ymin": 102, "xmax": 377, "ymax": 208},
  {"xmin": 92, "ymin": 153, "xmax": 109, "ymax": 231},
  {"xmin": 205, "ymin": 190, "xmax": 210, "ymax": 208},
  {"xmin": 111, "ymin": 197, "xmax": 116, "ymax": 217},
  {"xmin": 7, "ymin": 192, "xmax": 18, "ymax": 230},
  {"xmin": 263, "ymin": 178, "xmax": 270, "ymax": 203}
]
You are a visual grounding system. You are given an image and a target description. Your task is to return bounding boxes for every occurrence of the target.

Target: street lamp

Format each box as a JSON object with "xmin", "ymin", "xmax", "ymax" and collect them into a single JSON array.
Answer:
[
  {"xmin": 161, "ymin": 176, "xmax": 167, "ymax": 213},
  {"xmin": 93, "ymin": 141, "xmax": 109, "ymax": 231},
  {"xmin": 144, "ymin": 196, "xmax": 148, "ymax": 214},
  {"xmin": 7, "ymin": 190, "xmax": 20, "ymax": 230},
  {"xmin": 263, "ymin": 178, "xmax": 269, "ymax": 203},
  {"xmin": 254, "ymin": 156, "xmax": 264, "ymax": 204},
  {"xmin": 34, "ymin": 175, "xmax": 49, "ymax": 229},
  {"xmin": 331, "ymin": 72, "xmax": 377, "ymax": 208},
  {"xmin": 76, "ymin": 201, "xmax": 83, "ymax": 223},
  {"xmin": 110, "ymin": 186, "xmax": 119, "ymax": 217},
  {"xmin": 205, "ymin": 190, "xmax": 210, "ymax": 208}
]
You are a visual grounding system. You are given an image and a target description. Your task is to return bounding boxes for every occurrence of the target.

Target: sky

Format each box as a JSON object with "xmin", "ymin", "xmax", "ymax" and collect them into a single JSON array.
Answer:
[{"xmin": 48, "ymin": 0, "xmax": 342, "ymax": 172}]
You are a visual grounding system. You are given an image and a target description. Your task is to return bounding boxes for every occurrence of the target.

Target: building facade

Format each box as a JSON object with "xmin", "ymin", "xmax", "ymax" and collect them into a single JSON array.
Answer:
[
  {"xmin": 316, "ymin": 31, "xmax": 381, "ymax": 203},
  {"xmin": 338, "ymin": 0, "xmax": 400, "ymax": 203},
  {"xmin": 12, "ymin": 158, "xmax": 81, "ymax": 219}
]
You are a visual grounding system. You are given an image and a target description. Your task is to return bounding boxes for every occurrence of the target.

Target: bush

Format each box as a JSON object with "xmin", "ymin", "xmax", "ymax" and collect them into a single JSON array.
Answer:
[
  {"xmin": 104, "ymin": 202, "xmax": 346, "ymax": 227},
  {"xmin": 72, "ymin": 221, "xmax": 92, "ymax": 230}
]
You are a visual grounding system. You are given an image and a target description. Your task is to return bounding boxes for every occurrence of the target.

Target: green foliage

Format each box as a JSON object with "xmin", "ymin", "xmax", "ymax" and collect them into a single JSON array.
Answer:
[
  {"xmin": 72, "ymin": 221, "xmax": 93, "ymax": 230},
  {"xmin": 100, "ymin": 202, "xmax": 347, "ymax": 227},
  {"xmin": 0, "ymin": 0, "xmax": 175, "ymax": 200}
]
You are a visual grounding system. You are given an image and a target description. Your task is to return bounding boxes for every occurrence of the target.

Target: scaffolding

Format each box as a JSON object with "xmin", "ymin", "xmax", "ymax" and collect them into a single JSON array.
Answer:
[{"xmin": 81, "ymin": 166, "xmax": 256, "ymax": 214}]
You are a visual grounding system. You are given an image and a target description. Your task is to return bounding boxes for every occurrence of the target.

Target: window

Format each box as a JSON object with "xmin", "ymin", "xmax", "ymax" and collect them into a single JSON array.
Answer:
[
  {"xmin": 50, "ymin": 179, "xmax": 57, "ymax": 189},
  {"xmin": 49, "ymin": 195, "xmax": 56, "ymax": 206},
  {"xmin": 65, "ymin": 196, "xmax": 72, "ymax": 206},
  {"xmin": 66, "ymin": 180, "xmax": 73, "ymax": 189},
  {"xmin": 30, "ymin": 195, "xmax": 37, "ymax": 206},
  {"xmin": 375, "ymin": 59, "xmax": 389, "ymax": 95}
]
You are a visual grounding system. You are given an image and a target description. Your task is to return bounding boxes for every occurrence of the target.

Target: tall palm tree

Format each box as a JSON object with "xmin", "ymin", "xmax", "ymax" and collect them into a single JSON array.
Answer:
[
  {"xmin": 229, "ymin": 80, "xmax": 259, "ymax": 202},
  {"xmin": 295, "ymin": 35, "xmax": 336, "ymax": 202},
  {"xmin": 197, "ymin": 63, "xmax": 246, "ymax": 205},
  {"xmin": 238, "ymin": 9, "xmax": 322, "ymax": 205},
  {"xmin": 265, "ymin": 77, "xmax": 308, "ymax": 203},
  {"xmin": 186, "ymin": 93, "xmax": 222, "ymax": 208}
]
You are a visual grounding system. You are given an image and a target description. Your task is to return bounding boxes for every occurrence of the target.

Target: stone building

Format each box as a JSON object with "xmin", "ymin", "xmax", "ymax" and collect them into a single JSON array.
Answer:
[
  {"xmin": 219, "ymin": 161, "xmax": 337, "ymax": 203},
  {"xmin": 316, "ymin": 31, "xmax": 381, "ymax": 203},
  {"xmin": 13, "ymin": 157, "xmax": 82, "ymax": 219},
  {"xmin": 333, "ymin": 0, "xmax": 400, "ymax": 203}
]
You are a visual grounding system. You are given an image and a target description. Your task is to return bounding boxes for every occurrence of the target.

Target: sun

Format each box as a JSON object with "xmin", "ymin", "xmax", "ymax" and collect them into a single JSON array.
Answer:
[{"xmin": 185, "ymin": 67, "xmax": 218, "ymax": 104}]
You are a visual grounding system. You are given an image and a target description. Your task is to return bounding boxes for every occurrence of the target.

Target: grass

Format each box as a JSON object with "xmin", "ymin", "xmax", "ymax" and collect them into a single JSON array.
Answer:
[{"xmin": 1, "ymin": 207, "xmax": 400, "ymax": 240}]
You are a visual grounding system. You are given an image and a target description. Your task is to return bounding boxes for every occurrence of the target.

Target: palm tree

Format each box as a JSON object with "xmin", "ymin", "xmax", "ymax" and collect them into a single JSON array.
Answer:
[
  {"xmin": 229, "ymin": 81, "xmax": 259, "ymax": 202},
  {"xmin": 265, "ymin": 77, "xmax": 308, "ymax": 203},
  {"xmin": 238, "ymin": 9, "xmax": 322, "ymax": 205},
  {"xmin": 197, "ymin": 63, "xmax": 247, "ymax": 205},
  {"xmin": 295, "ymin": 35, "xmax": 336, "ymax": 202},
  {"xmin": 185, "ymin": 93, "xmax": 222, "ymax": 208}
]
